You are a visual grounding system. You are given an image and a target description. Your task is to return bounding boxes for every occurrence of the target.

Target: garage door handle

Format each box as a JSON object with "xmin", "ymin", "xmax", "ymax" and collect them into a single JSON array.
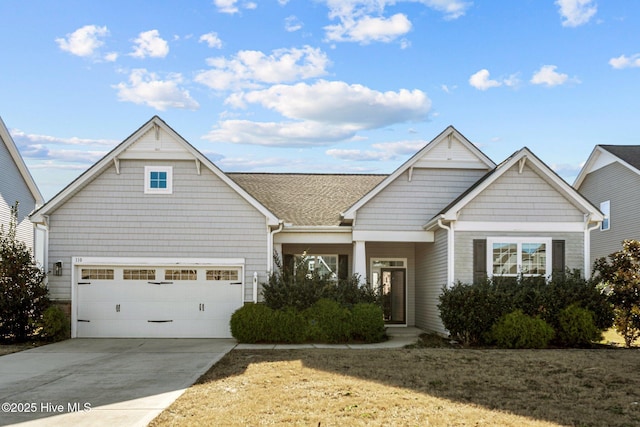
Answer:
[
  {"xmin": 78, "ymin": 319, "xmax": 90, "ymax": 322},
  {"xmin": 230, "ymin": 281, "xmax": 242, "ymax": 285},
  {"xmin": 148, "ymin": 281, "xmax": 173, "ymax": 285},
  {"xmin": 147, "ymin": 320, "xmax": 173, "ymax": 323},
  {"xmin": 78, "ymin": 282, "xmax": 91, "ymax": 285}
]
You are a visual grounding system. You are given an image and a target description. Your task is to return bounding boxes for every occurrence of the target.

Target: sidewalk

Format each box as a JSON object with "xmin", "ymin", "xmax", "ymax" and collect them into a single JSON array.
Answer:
[{"xmin": 235, "ymin": 327, "xmax": 424, "ymax": 350}]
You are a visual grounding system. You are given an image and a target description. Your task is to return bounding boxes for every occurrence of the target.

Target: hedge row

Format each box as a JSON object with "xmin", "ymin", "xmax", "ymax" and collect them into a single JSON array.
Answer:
[
  {"xmin": 230, "ymin": 299, "xmax": 385, "ymax": 344},
  {"xmin": 438, "ymin": 270, "xmax": 614, "ymax": 348}
]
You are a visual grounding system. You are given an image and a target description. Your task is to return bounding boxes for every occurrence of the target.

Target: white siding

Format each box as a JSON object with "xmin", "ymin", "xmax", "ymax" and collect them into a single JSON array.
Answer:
[
  {"xmin": 579, "ymin": 162, "xmax": 640, "ymax": 265},
  {"xmin": 46, "ymin": 159, "xmax": 269, "ymax": 302},
  {"xmin": 459, "ymin": 163, "xmax": 585, "ymax": 222},
  {"xmin": 0, "ymin": 137, "xmax": 36, "ymax": 250},
  {"xmin": 355, "ymin": 168, "xmax": 487, "ymax": 231},
  {"xmin": 415, "ymin": 229, "xmax": 448, "ymax": 334}
]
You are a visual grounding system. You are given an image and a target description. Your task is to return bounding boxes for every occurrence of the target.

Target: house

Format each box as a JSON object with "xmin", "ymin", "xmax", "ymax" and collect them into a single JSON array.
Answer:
[
  {"xmin": 31, "ymin": 116, "xmax": 603, "ymax": 338},
  {"xmin": 0, "ymin": 116, "xmax": 44, "ymax": 262},
  {"xmin": 574, "ymin": 145, "xmax": 640, "ymax": 268}
]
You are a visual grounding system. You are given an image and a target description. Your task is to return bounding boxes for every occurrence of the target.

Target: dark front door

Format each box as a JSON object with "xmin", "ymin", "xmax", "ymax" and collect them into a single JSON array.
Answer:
[{"xmin": 381, "ymin": 268, "xmax": 406, "ymax": 324}]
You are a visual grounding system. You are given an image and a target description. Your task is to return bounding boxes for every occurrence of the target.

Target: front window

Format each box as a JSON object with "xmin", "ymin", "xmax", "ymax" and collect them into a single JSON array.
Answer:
[
  {"xmin": 144, "ymin": 166, "xmax": 173, "ymax": 194},
  {"xmin": 488, "ymin": 238, "xmax": 551, "ymax": 277},
  {"xmin": 297, "ymin": 254, "xmax": 338, "ymax": 280},
  {"xmin": 600, "ymin": 200, "xmax": 610, "ymax": 231}
]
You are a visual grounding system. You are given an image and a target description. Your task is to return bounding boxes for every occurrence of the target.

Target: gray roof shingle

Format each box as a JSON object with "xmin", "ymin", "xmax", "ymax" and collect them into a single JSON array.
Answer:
[
  {"xmin": 227, "ymin": 173, "xmax": 386, "ymax": 226},
  {"xmin": 599, "ymin": 145, "xmax": 640, "ymax": 171}
]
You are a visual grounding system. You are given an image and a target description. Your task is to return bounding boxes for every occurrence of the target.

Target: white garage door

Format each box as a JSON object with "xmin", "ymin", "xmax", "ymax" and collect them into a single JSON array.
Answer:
[{"xmin": 75, "ymin": 263, "xmax": 244, "ymax": 338}]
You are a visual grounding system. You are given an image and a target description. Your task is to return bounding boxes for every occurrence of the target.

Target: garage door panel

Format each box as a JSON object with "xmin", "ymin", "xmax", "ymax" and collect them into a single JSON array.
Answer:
[{"xmin": 75, "ymin": 264, "xmax": 243, "ymax": 338}]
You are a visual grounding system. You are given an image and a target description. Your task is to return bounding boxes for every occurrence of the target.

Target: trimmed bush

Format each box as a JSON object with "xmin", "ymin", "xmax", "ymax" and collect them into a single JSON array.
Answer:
[
  {"xmin": 556, "ymin": 304, "xmax": 601, "ymax": 347},
  {"xmin": 490, "ymin": 310, "xmax": 555, "ymax": 349},
  {"xmin": 304, "ymin": 299, "xmax": 351, "ymax": 343},
  {"xmin": 350, "ymin": 303, "xmax": 385, "ymax": 342},
  {"xmin": 271, "ymin": 308, "xmax": 307, "ymax": 343},
  {"xmin": 40, "ymin": 305, "xmax": 70, "ymax": 342},
  {"xmin": 230, "ymin": 303, "xmax": 275, "ymax": 343}
]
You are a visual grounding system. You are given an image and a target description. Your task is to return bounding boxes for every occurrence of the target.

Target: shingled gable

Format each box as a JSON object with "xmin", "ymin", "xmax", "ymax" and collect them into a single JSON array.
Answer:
[
  {"xmin": 30, "ymin": 116, "xmax": 279, "ymax": 226},
  {"xmin": 0, "ymin": 116, "xmax": 43, "ymax": 207},
  {"xmin": 574, "ymin": 145, "xmax": 640, "ymax": 189},
  {"xmin": 424, "ymin": 147, "xmax": 604, "ymax": 230},
  {"xmin": 340, "ymin": 125, "xmax": 496, "ymax": 223}
]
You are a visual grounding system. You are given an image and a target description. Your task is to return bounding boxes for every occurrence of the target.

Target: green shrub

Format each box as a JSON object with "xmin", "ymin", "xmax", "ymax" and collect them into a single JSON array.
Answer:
[
  {"xmin": 40, "ymin": 305, "xmax": 70, "ymax": 342},
  {"xmin": 230, "ymin": 303, "xmax": 275, "ymax": 343},
  {"xmin": 271, "ymin": 308, "xmax": 307, "ymax": 343},
  {"xmin": 324, "ymin": 276, "xmax": 379, "ymax": 309},
  {"xmin": 304, "ymin": 299, "xmax": 351, "ymax": 343},
  {"xmin": 490, "ymin": 310, "xmax": 555, "ymax": 349},
  {"xmin": 556, "ymin": 304, "xmax": 601, "ymax": 347},
  {"xmin": 438, "ymin": 280, "xmax": 513, "ymax": 345},
  {"xmin": 350, "ymin": 303, "xmax": 385, "ymax": 343}
]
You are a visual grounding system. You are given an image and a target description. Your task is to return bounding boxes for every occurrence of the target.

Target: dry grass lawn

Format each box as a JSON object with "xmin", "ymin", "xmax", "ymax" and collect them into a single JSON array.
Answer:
[
  {"xmin": 0, "ymin": 342, "xmax": 41, "ymax": 356},
  {"xmin": 151, "ymin": 345, "xmax": 640, "ymax": 427}
]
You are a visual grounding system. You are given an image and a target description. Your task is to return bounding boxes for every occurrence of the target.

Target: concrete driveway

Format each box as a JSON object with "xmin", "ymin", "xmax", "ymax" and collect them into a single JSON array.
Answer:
[{"xmin": 0, "ymin": 338, "xmax": 236, "ymax": 426}]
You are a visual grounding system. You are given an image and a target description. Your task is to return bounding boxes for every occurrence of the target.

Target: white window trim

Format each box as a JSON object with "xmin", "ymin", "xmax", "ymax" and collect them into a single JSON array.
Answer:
[
  {"xmin": 487, "ymin": 237, "xmax": 552, "ymax": 278},
  {"xmin": 600, "ymin": 200, "xmax": 610, "ymax": 231},
  {"xmin": 144, "ymin": 166, "xmax": 173, "ymax": 194}
]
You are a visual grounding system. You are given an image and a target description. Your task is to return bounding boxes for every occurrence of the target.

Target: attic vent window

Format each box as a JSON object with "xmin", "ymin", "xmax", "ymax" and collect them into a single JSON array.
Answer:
[{"xmin": 144, "ymin": 166, "xmax": 173, "ymax": 194}]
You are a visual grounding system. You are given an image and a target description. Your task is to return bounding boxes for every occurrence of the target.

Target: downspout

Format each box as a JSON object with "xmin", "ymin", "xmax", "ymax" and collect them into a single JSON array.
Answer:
[
  {"xmin": 261, "ymin": 220, "xmax": 284, "ymax": 303},
  {"xmin": 437, "ymin": 217, "xmax": 455, "ymax": 288},
  {"xmin": 584, "ymin": 214, "xmax": 600, "ymax": 280}
]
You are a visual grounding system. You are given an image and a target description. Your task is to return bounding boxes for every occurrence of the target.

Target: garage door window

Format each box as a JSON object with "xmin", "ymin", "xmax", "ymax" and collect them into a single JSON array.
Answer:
[
  {"xmin": 165, "ymin": 269, "xmax": 197, "ymax": 280},
  {"xmin": 123, "ymin": 269, "xmax": 156, "ymax": 280},
  {"xmin": 81, "ymin": 269, "xmax": 114, "ymax": 280},
  {"xmin": 206, "ymin": 269, "xmax": 239, "ymax": 281}
]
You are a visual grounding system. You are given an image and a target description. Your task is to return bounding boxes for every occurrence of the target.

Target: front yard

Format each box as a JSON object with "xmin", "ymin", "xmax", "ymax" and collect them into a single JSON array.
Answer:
[{"xmin": 151, "ymin": 345, "xmax": 640, "ymax": 426}]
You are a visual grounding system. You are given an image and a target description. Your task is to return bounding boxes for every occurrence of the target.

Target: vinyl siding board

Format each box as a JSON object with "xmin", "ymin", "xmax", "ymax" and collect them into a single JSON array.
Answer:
[
  {"xmin": 415, "ymin": 229, "xmax": 448, "ymax": 334},
  {"xmin": 0, "ymin": 137, "xmax": 36, "ymax": 249},
  {"xmin": 355, "ymin": 168, "xmax": 487, "ymax": 231},
  {"xmin": 579, "ymin": 162, "xmax": 640, "ymax": 264},
  {"xmin": 459, "ymin": 163, "xmax": 585, "ymax": 222},
  {"xmin": 46, "ymin": 159, "xmax": 268, "ymax": 302},
  {"xmin": 454, "ymin": 231, "xmax": 584, "ymax": 284}
]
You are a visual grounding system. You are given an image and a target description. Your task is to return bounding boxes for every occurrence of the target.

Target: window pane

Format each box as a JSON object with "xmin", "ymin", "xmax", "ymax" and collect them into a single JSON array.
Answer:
[
  {"xmin": 81, "ymin": 268, "xmax": 114, "ymax": 280},
  {"xmin": 522, "ymin": 243, "xmax": 546, "ymax": 275},
  {"xmin": 123, "ymin": 269, "xmax": 156, "ymax": 280},
  {"xmin": 165, "ymin": 269, "xmax": 197, "ymax": 280},
  {"xmin": 206, "ymin": 269, "xmax": 239, "ymax": 281},
  {"xmin": 492, "ymin": 243, "xmax": 517, "ymax": 275}
]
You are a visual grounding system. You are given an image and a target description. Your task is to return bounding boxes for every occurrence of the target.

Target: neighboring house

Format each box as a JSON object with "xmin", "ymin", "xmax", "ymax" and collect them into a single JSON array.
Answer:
[
  {"xmin": 574, "ymin": 145, "xmax": 640, "ymax": 268},
  {"xmin": 31, "ymin": 116, "xmax": 603, "ymax": 338},
  {"xmin": 0, "ymin": 116, "xmax": 44, "ymax": 262}
]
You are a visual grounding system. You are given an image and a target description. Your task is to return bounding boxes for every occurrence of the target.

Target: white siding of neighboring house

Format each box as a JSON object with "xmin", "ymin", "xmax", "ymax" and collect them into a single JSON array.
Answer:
[
  {"xmin": 46, "ymin": 159, "xmax": 269, "ymax": 302},
  {"xmin": 415, "ymin": 228, "xmax": 448, "ymax": 335},
  {"xmin": 0, "ymin": 136, "xmax": 36, "ymax": 250},
  {"xmin": 355, "ymin": 168, "xmax": 487, "ymax": 231},
  {"xmin": 458, "ymin": 163, "xmax": 585, "ymax": 222},
  {"xmin": 578, "ymin": 162, "xmax": 640, "ymax": 265}
]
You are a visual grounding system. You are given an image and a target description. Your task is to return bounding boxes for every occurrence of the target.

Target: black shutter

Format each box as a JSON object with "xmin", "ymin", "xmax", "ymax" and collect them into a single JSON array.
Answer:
[
  {"xmin": 552, "ymin": 240, "xmax": 565, "ymax": 278},
  {"xmin": 338, "ymin": 255, "xmax": 349, "ymax": 280},
  {"xmin": 283, "ymin": 254, "xmax": 294, "ymax": 275},
  {"xmin": 473, "ymin": 239, "xmax": 487, "ymax": 284}
]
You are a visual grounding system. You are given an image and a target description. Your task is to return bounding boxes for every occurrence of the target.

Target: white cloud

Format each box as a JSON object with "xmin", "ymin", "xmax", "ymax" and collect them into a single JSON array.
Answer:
[
  {"xmin": 609, "ymin": 54, "xmax": 640, "ymax": 69},
  {"xmin": 104, "ymin": 52, "xmax": 119, "ymax": 62},
  {"xmin": 113, "ymin": 69, "xmax": 200, "ymax": 111},
  {"xmin": 469, "ymin": 69, "xmax": 502, "ymax": 90},
  {"xmin": 130, "ymin": 30, "xmax": 169, "ymax": 58},
  {"xmin": 325, "ymin": 13, "xmax": 412, "ymax": 44},
  {"xmin": 205, "ymin": 80, "xmax": 431, "ymax": 146},
  {"xmin": 326, "ymin": 140, "xmax": 426, "ymax": 161},
  {"xmin": 234, "ymin": 80, "xmax": 430, "ymax": 128},
  {"xmin": 214, "ymin": 0, "xmax": 256, "ymax": 14},
  {"xmin": 199, "ymin": 32, "xmax": 223, "ymax": 49},
  {"xmin": 556, "ymin": 0, "xmax": 597, "ymax": 27},
  {"xmin": 56, "ymin": 25, "xmax": 109, "ymax": 58},
  {"xmin": 530, "ymin": 65, "xmax": 571, "ymax": 87},
  {"xmin": 322, "ymin": 0, "xmax": 470, "ymax": 44},
  {"xmin": 195, "ymin": 46, "xmax": 330, "ymax": 91},
  {"xmin": 11, "ymin": 129, "xmax": 117, "ymax": 147},
  {"xmin": 285, "ymin": 16, "xmax": 303, "ymax": 32}
]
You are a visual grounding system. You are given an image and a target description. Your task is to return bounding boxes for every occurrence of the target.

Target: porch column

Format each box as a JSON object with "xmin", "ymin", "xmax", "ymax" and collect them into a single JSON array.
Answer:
[{"xmin": 353, "ymin": 240, "xmax": 367, "ymax": 285}]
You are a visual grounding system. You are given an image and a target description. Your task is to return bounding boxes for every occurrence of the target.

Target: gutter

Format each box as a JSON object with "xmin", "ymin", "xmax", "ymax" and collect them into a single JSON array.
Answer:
[
  {"xmin": 436, "ymin": 216, "xmax": 455, "ymax": 288},
  {"xmin": 583, "ymin": 214, "xmax": 601, "ymax": 280}
]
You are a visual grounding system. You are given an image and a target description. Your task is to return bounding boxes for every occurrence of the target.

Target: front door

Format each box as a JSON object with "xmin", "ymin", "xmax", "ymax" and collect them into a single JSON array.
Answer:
[{"xmin": 381, "ymin": 268, "xmax": 406, "ymax": 324}]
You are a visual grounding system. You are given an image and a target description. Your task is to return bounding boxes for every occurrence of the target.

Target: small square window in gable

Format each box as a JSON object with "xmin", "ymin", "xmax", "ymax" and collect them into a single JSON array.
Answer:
[{"xmin": 144, "ymin": 166, "xmax": 173, "ymax": 194}]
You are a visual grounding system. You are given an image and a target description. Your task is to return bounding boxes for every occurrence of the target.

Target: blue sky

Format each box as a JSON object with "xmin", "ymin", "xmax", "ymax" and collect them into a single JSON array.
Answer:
[{"xmin": 1, "ymin": 0, "xmax": 638, "ymax": 200}]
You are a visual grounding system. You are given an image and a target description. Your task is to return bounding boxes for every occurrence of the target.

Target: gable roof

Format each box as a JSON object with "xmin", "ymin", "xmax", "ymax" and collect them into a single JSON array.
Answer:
[
  {"xmin": 574, "ymin": 145, "xmax": 640, "ymax": 188},
  {"xmin": 425, "ymin": 147, "xmax": 604, "ymax": 230},
  {"xmin": 341, "ymin": 126, "xmax": 496, "ymax": 221},
  {"xmin": 30, "ymin": 116, "xmax": 280, "ymax": 226},
  {"xmin": 0, "ymin": 116, "xmax": 44, "ymax": 207},
  {"xmin": 229, "ymin": 173, "xmax": 386, "ymax": 226}
]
